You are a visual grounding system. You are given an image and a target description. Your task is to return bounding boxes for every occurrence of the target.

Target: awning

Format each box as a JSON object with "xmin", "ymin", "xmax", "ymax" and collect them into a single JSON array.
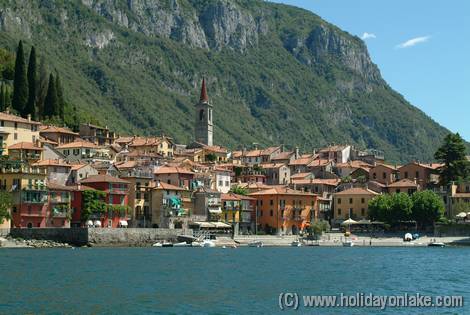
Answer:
[
  {"xmin": 341, "ymin": 218, "xmax": 357, "ymax": 226},
  {"xmin": 119, "ymin": 220, "xmax": 128, "ymax": 226},
  {"xmin": 212, "ymin": 222, "xmax": 232, "ymax": 228},
  {"xmin": 86, "ymin": 220, "xmax": 93, "ymax": 226},
  {"xmin": 209, "ymin": 208, "xmax": 222, "ymax": 214},
  {"xmin": 94, "ymin": 220, "xmax": 102, "ymax": 227},
  {"xmin": 190, "ymin": 221, "xmax": 232, "ymax": 229}
]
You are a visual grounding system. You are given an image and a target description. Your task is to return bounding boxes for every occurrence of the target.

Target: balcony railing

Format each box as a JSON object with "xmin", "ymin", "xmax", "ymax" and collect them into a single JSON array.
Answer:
[{"xmin": 50, "ymin": 196, "xmax": 71, "ymax": 203}]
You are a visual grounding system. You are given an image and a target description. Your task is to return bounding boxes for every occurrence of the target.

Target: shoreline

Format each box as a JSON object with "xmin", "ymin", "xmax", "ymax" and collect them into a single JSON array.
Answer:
[{"xmin": 3, "ymin": 234, "xmax": 470, "ymax": 248}]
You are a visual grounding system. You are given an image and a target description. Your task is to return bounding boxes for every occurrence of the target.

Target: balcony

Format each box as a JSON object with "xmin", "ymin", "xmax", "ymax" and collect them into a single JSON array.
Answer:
[
  {"xmin": 22, "ymin": 209, "xmax": 47, "ymax": 217},
  {"xmin": 52, "ymin": 207, "xmax": 70, "ymax": 218},
  {"xmin": 50, "ymin": 196, "xmax": 71, "ymax": 204},
  {"xmin": 108, "ymin": 188, "xmax": 128, "ymax": 194},
  {"xmin": 21, "ymin": 192, "xmax": 48, "ymax": 204}
]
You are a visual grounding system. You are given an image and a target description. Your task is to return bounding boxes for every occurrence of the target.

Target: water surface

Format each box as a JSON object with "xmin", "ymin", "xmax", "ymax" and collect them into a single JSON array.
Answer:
[{"xmin": 0, "ymin": 247, "xmax": 468, "ymax": 314}]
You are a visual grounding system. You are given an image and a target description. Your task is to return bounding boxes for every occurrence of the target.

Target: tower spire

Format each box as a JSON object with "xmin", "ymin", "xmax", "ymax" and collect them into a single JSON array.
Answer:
[{"xmin": 200, "ymin": 77, "xmax": 209, "ymax": 103}]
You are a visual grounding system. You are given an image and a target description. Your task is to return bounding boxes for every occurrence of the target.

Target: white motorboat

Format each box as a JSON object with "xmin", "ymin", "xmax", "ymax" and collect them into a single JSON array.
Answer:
[
  {"xmin": 152, "ymin": 242, "xmax": 163, "ymax": 247},
  {"xmin": 342, "ymin": 240, "xmax": 354, "ymax": 247},
  {"xmin": 202, "ymin": 240, "xmax": 216, "ymax": 248},
  {"xmin": 191, "ymin": 241, "xmax": 204, "ymax": 247},
  {"xmin": 428, "ymin": 242, "xmax": 445, "ymax": 247},
  {"xmin": 248, "ymin": 241, "xmax": 263, "ymax": 248},
  {"xmin": 173, "ymin": 242, "xmax": 191, "ymax": 247},
  {"xmin": 291, "ymin": 240, "xmax": 302, "ymax": 247}
]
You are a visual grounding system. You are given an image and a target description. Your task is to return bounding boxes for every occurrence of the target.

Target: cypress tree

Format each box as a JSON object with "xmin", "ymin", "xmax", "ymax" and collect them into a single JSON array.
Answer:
[
  {"xmin": 0, "ymin": 83, "xmax": 5, "ymax": 111},
  {"xmin": 36, "ymin": 57, "xmax": 48, "ymax": 119},
  {"xmin": 25, "ymin": 46, "xmax": 37, "ymax": 119},
  {"xmin": 5, "ymin": 85, "xmax": 11, "ymax": 108},
  {"xmin": 55, "ymin": 73, "xmax": 65, "ymax": 120},
  {"xmin": 44, "ymin": 73, "xmax": 58, "ymax": 117},
  {"xmin": 12, "ymin": 40, "xmax": 28, "ymax": 114}
]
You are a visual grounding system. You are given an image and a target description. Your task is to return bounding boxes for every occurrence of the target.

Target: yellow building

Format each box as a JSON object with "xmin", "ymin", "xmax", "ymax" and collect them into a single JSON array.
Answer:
[
  {"xmin": 0, "ymin": 112, "xmax": 41, "ymax": 155},
  {"xmin": 221, "ymin": 193, "xmax": 241, "ymax": 224},
  {"xmin": 332, "ymin": 187, "xmax": 379, "ymax": 225},
  {"xmin": 120, "ymin": 170, "xmax": 155, "ymax": 228},
  {"xmin": 116, "ymin": 136, "xmax": 174, "ymax": 158}
]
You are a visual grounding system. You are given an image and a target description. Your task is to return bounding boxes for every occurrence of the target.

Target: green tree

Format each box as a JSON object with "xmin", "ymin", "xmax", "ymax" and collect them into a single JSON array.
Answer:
[
  {"xmin": 81, "ymin": 190, "xmax": 107, "ymax": 221},
  {"xmin": 25, "ymin": 46, "xmax": 37, "ymax": 119},
  {"xmin": 368, "ymin": 194, "xmax": 391, "ymax": 222},
  {"xmin": 0, "ymin": 83, "xmax": 5, "ymax": 111},
  {"xmin": 435, "ymin": 133, "xmax": 470, "ymax": 185},
  {"xmin": 0, "ymin": 191, "xmax": 12, "ymax": 224},
  {"xmin": 36, "ymin": 57, "xmax": 48, "ymax": 118},
  {"xmin": 205, "ymin": 153, "xmax": 216, "ymax": 162},
  {"xmin": 411, "ymin": 190, "xmax": 445, "ymax": 228},
  {"xmin": 44, "ymin": 73, "xmax": 58, "ymax": 117},
  {"xmin": 230, "ymin": 185, "xmax": 248, "ymax": 195},
  {"xmin": 55, "ymin": 73, "xmax": 65, "ymax": 120},
  {"xmin": 12, "ymin": 40, "xmax": 28, "ymax": 114},
  {"xmin": 0, "ymin": 48, "xmax": 15, "ymax": 80},
  {"xmin": 390, "ymin": 192, "xmax": 413, "ymax": 223}
]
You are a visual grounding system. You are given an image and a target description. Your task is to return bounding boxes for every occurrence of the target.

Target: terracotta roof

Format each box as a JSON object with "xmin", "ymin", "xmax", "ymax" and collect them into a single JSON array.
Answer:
[
  {"xmin": 115, "ymin": 136, "xmax": 134, "ymax": 144},
  {"xmin": 56, "ymin": 140, "xmax": 98, "ymax": 149},
  {"xmin": 33, "ymin": 159, "xmax": 71, "ymax": 167},
  {"xmin": 115, "ymin": 161, "xmax": 137, "ymax": 170},
  {"xmin": 271, "ymin": 151, "xmax": 294, "ymax": 160},
  {"xmin": 67, "ymin": 184, "xmax": 96, "ymax": 191},
  {"xmin": 292, "ymin": 178, "xmax": 340, "ymax": 186},
  {"xmin": 80, "ymin": 174, "xmax": 130, "ymax": 184},
  {"xmin": 387, "ymin": 178, "xmax": 418, "ymax": 188},
  {"xmin": 260, "ymin": 163, "xmax": 287, "ymax": 169},
  {"xmin": 290, "ymin": 172, "xmax": 313, "ymax": 179},
  {"xmin": 334, "ymin": 187, "xmax": 379, "ymax": 195},
  {"xmin": 222, "ymin": 192, "xmax": 255, "ymax": 201},
  {"xmin": 235, "ymin": 182, "xmax": 272, "ymax": 190},
  {"xmin": 400, "ymin": 162, "xmax": 444, "ymax": 170},
  {"xmin": 289, "ymin": 154, "xmax": 317, "ymax": 166},
  {"xmin": 232, "ymin": 151, "xmax": 243, "ymax": 159},
  {"xmin": 200, "ymin": 78, "xmax": 209, "ymax": 102},
  {"xmin": 261, "ymin": 146, "xmax": 281, "ymax": 155},
  {"xmin": 204, "ymin": 145, "xmax": 228, "ymax": 154},
  {"xmin": 47, "ymin": 181, "xmax": 75, "ymax": 191},
  {"xmin": 372, "ymin": 163, "xmax": 398, "ymax": 170},
  {"xmin": 244, "ymin": 149, "xmax": 262, "ymax": 157},
  {"xmin": 155, "ymin": 182, "xmax": 188, "ymax": 191},
  {"xmin": 336, "ymin": 160, "xmax": 373, "ymax": 168},
  {"xmin": 39, "ymin": 137, "xmax": 58, "ymax": 145},
  {"xmin": 70, "ymin": 163, "xmax": 89, "ymax": 171},
  {"xmin": 0, "ymin": 111, "xmax": 41, "ymax": 125},
  {"xmin": 40, "ymin": 125, "xmax": 78, "ymax": 135},
  {"xmin": 8, "ymin": 142, "xmax": 43, "ymax": 150},
  {"xmin": 307, "ymin": 159, "xmax": 332, "ymax": 167},
  {"xmin": 128, "ymin": 137, "xmax": 166, "ymax": 147},
  {"xmin": 249, "ymin": 186, "xmax": 315, "ymax": 196},
  {"xmin": 154, "ymin": 166, "xmax": 195, "ymax": 175}
]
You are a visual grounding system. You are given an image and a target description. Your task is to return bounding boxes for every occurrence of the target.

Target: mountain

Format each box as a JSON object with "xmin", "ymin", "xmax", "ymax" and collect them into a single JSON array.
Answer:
[{"xmin": 0, "ymin": 0, "xmax": 451, "ymax": 162}]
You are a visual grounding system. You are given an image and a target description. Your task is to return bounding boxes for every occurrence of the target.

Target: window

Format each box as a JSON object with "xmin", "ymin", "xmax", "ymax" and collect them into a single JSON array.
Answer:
[
  {"xmin": 73, "ymin": 149, "xmax": 80, "ymax": 155},
  {"xmin": 270, "ymin": 199, "xmax": 273, "ymax": 206},
  {"xmin": 218, "ymin": 180, "xmax": 223, "ymax": 186},
  {"xmin": 404, "ymin": 172, "xmax": 408, "ymax": 178},
  {"xmin": 415, "ymin": 171, "xmax": 419, "ymax": 178},
  {"xmin": 383, "ymin": 172, "xmax": 386, "ymax": 179},
  {"xmin": 260, "ymin": 210, "xmax": 263, "ymax": 217},
  {"xmin": 0, "ymin": 120, "xmax": 3, "ymax": 126},
  {"xmin": 337, "ymin": 208, "xmax": 341, "ymax": 215},
  {"xmin": 225, "ymin": 181, "xmax": 229, "ymax": 187},
  {"xmin": 361, "ymin": 198, "xmax": 365, "ymax": 204},
  {"xmin": 199, "ymin": 109, "xmax": 204, "ymax": 121},
  {"xmin": 14, "ymin": 122, "xmax": 17, "ymax": 129},
  {"xmin": 361, "ymin": 208, "xmax": 365, "ymax": 216},
  {"xmin": 373, "ymin": 173, "xmax": 376, "ymax": 179},
  {"xmin": 270, "ymin": 210, "xmax": 273, "ymax": 216},
  {"xmin": 396, "ymin": 189, "xmax": 401, "ymax": 193},
  {"xmin": 338, "ymin": 198, "xmax": 341, "ymax": 204},
  {"xmin": 14, "ymin": 133, "xmax": 18, "ymax": 140},
  {"xmin": 349, "ymin": 198, "xmax": 353, "ymax": 204}
]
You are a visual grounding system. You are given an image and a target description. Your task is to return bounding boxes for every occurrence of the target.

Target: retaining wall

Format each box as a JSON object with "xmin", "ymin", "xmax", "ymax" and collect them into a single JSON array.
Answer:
[{"xmin": 7, "ymin": 228, "xmax": 191, "ymax": 246}]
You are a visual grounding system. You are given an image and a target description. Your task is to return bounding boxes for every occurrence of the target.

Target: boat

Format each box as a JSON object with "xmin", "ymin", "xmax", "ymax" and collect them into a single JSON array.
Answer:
[
  {"xmin": 162, "ymin": 242, "xmax": 173, "ymax": 247},
  {"xmin": 152, "ymin": 242, "xmax": 163, "ymax": 247},
  {"xmin": 291, "ymin": 240, "xmax": 302, "ymax": 247},
  {"xmin": 191, "ymin": 241, "xmax": 204, "ymax": 247},
  {"xmin": 248, "ymin": 241, "xmax": 263, "ymax": 248},
  {"xmin": 173, "ymin": 242, "xmax": 192, "ymax": 247},
  {"xmin": 202, "ymin": 240, "xmax": 216, "ymax": 248},
  {"xmin": 342, "ymin": 240, "xmax": 354, "ymax": 247},
  {"xmin": 428, "ymin": 242, "xmax": 445, "ymax": 247}
]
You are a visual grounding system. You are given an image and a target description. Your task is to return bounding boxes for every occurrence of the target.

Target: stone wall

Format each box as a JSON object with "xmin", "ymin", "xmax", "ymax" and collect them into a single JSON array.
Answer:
[
  {"xmin": 0, "ymin": 228, "xmax": 10, "ymax": 237},
  {"xmin": 7, "ymin": 228, "xmax": 191, "ymax": 246},
  {"xmin": 87, "ymin": 228, "xmax": 191, "ymax": 246}
]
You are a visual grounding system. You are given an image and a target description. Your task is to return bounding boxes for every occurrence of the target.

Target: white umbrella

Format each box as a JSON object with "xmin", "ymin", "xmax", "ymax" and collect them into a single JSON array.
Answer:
[
  {"xmin": 456, "ymin": 212, "xmax": 467, "ymax": 218},
  {"xmin": 404, "ymin": 233, "xmax": 413, "ymax": 241},
  {"xmin": 341, "ymin": 218, "xmax": 358, "ymax": 226}
]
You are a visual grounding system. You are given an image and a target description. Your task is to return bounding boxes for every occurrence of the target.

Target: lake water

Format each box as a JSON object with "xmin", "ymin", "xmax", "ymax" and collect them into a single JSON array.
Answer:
[{"xmin": 0, "ymin": 247, "xmax": 469, "ymax": 314}]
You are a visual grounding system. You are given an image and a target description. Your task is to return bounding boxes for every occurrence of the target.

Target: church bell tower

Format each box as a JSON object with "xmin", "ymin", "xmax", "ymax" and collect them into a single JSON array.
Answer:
[{"xmin": 195, "ymin": 78, "xmax": 213, "ymax": 146}]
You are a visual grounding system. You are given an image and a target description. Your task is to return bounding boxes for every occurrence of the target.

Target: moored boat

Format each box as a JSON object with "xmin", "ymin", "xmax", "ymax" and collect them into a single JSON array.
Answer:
[
  {"xmin": 291, "ymin": 240, "xmax": 302, "ymax": 247},
  {"xmin": 248, "ymin": 241, "xmax": 263, "ymax": 248},
  {"xmin": 428, "ymin": 242, "xmax": 445, "ymax": 247},
  {"xmin": 342, "ymin": 240, "xmax": 354, "ymax": 247}
]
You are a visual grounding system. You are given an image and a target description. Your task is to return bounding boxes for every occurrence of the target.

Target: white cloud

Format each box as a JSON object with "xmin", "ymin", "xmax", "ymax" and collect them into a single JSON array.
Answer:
[
  {"xmin": 396, "ymin": 35, "xmax": 431, "ymax": 48},
  {"xmin": 361, "ymin": 32, "xmax": 376, "ymax": 40}
]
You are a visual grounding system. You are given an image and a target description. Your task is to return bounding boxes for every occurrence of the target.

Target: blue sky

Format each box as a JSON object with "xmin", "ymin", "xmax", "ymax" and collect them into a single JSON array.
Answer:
[{"xmin": 271, "ymin": 0, "xmax": 470, "ymax": 140}]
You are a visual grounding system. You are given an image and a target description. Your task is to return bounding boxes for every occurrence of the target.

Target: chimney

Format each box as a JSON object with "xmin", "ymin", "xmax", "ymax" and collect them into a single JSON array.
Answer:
[
  {"xmin": 295, "ymin": 147, "xmax": 300, "ymax": 159},
  {"xmin": 27, "ymin": 114, "xmax": 31, "ymax": 122}
]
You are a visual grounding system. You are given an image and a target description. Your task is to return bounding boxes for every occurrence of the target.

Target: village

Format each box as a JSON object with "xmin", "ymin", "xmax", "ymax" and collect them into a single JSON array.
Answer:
[{"xmin": 0, "ymin": 78, "xmax": 468, "ymax": 243}]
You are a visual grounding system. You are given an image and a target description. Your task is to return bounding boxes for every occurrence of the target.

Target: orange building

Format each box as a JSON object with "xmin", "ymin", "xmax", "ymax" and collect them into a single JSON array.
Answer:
[
  {"xmin": 249, "ymin": 187, "xmax": 318, "ymax": 235},
  {"xmin": 369, "ymin": 164, "xmax": 398, "ymax": 185},
  {"xmin": 398, "ymin": 162, "xmax": 442, "ymax": 189}
]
